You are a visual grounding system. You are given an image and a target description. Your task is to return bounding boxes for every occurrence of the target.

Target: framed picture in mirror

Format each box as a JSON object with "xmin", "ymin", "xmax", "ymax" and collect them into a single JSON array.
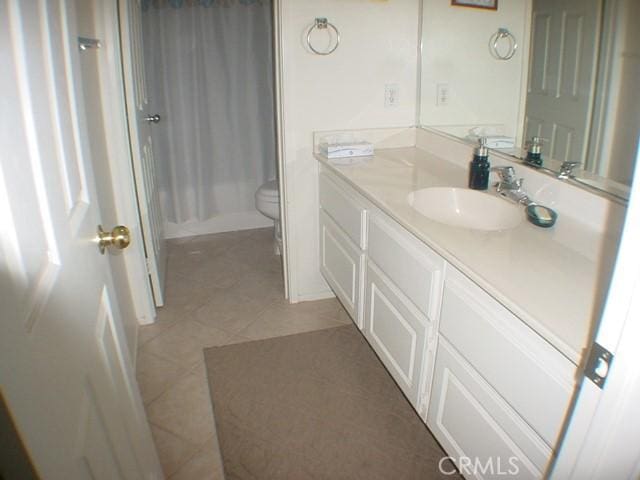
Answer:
[{"xmin": 451, "ymin": 0, "xmax": 498, "ymax": 10}]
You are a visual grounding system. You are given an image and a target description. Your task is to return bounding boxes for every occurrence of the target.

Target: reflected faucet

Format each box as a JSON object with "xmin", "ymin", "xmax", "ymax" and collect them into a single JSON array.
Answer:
[{"xmin": 558, "ymin": 161, "xmax": 580, "ymax": 180}]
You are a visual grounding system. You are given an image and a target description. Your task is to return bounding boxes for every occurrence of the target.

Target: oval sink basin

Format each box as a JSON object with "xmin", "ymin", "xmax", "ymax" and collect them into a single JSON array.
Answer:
[{"xmin": 407, "ymin": 187, "xmax": 522, "ymax": 231}]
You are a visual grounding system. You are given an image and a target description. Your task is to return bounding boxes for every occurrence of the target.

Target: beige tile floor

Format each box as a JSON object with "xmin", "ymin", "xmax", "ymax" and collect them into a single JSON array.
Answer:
[{"xmin": 136, "ymin": 227, "xmax": 350, "ymax": 479}]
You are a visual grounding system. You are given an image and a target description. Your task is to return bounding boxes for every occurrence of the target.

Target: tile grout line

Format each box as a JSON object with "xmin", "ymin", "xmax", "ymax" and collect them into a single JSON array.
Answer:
[{"xmin": 150, "ymin": 422, "xmax": 215, "ymax": 477}]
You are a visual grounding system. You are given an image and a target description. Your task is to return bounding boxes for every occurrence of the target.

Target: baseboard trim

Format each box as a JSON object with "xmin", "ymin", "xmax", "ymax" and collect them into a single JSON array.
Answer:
[
  {"xmin": 293, "ymin": 289, "xmax": 336, "ymax": 303},
  {"xmin": 165, "ymin": 211, "xmax": 274, "ymax": 239},
  {"xmin": 131, "ymin": 323, "xmax": 138, "ymax": 369}
]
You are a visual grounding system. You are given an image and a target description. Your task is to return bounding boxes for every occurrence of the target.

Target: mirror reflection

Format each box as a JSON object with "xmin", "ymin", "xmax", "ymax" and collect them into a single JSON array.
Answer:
[{"xmin": 419, "ymin": 0, "xmax": 640, "ymax": 200}]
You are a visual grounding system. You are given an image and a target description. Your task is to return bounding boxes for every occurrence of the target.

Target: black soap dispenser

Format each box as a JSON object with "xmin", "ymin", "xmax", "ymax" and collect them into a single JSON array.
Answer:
[
  {"xmin": 469, "ymin": 137, "xmax": 490, "ymax": 190},
  {"xmin": 526, "ymin": 136, "xmax": 544, "ymax": 167}
]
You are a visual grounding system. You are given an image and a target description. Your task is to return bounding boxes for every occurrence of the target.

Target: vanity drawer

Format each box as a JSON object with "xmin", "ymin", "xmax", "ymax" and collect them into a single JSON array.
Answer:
[
  {"xmin": 363, "ymin": 259, "xmax": 430, "ymax": 408},
  {"xmin": 439, "ymin": 267, "xmax": 575, "ymax": 447},
  {"xmin": 319, "ymin": 172, "xmax": 367, "ymax": 249},
  {"xmin": 368, "ymin": 212, "xmax": 444, "ymax": 319},
  {"xmin": 319, "ymin": 210, "xmax": 364, "ymax": 327},
  {"xmin": 427, "ymin": 337, "xmax": 552, "ymax": 478}
]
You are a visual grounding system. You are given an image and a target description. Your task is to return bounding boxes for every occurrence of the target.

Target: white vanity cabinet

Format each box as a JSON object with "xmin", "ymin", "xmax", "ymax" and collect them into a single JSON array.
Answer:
[
  {"xmin": 363, "ymin": 211, "xmax": 445, "ymax": 412},
  {"xmin": 319, "ymin": 210, "xmax": 365, "ymax": 327},
  {"xmin": 427, "ymin": 267, "xmax": 575, "ymax": 479},
  {"xmin": 428, "ymin": 338, "xmax": 551, "ymax": 479},
  {"xmin": 318, "ymin": 173, "xmax": 367, "ymax": 327},
  {"xmin": 317, "ymin": 165, "xmax": 577, "ymax": 478},
  {"xmin": 319, "ymin": 168, "xmax": 443, "ymax": 411},
  {"xmin": 318, "ymin": 170, "xmax": 367, "ymax": 249},
  {"xmin": 363, "ymin": 259, "xmax": 431, "ymax": 409}
]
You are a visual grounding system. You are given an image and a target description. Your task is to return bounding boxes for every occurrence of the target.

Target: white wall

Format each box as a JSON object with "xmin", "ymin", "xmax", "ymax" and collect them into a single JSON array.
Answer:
[
  {"xmin": 279, "ymin": 0, "xmax": 420, "ymax": 301},
  {"xmin": 419, "ymin": 0, "xmax": 530, "ymax": 140}
]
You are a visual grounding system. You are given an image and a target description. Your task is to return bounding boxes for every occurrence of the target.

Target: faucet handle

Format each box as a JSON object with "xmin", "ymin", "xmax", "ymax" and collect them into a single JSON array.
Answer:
[
  {"xmin": 561, "ymin": 161, "xmax": 580, "ymax": 169},
  {"xmin": 491, "ymin": 166, "xmax": 517, "ymax": 183},
  {"xmin": 491, "ymin": 165, "xmax": 524, "ymax": 193}
]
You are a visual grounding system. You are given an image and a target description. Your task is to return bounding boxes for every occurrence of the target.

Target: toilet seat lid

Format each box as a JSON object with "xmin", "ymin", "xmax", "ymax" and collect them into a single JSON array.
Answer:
[{"xmin": 258, "ymin": 180, "xmax": 279, "ymax": 199}]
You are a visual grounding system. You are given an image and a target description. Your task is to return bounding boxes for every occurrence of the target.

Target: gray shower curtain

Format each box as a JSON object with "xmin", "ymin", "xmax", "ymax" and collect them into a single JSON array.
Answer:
[{"xmin": 142, "ymin": 1, "xmax": 276, "ymax": 225}]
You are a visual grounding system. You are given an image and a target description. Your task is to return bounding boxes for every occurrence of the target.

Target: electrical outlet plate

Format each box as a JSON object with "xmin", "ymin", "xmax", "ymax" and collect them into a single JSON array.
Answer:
[
  {"xmin": 385, "ymin": 84, "xmax": 400, "ymax": 107},
  {"xmin": 436, "ymin": 83, "xmax": 449, "ymax": 106}
]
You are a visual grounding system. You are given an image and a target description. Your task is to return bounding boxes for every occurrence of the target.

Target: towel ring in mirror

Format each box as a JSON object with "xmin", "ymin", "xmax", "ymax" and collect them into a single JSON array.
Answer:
[{"xmin": 489, "ymin": 28, "xmax": 518, "ymax": 61}]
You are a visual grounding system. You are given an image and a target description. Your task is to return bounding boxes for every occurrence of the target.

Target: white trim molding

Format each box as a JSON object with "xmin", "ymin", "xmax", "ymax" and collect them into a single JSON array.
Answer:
[{"xmin": 93, "ymin": 0, "xmax": 156, "ymax": 325}]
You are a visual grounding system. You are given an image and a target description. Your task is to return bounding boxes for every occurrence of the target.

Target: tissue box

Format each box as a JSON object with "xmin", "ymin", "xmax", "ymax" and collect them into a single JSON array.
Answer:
[
  {"xmin": 319, "ymin": 141, "xmax": 374, "ymax": 159},
  {"xmin": 484, "ymin": 136, "xmax": 515, "ymax": 149}
]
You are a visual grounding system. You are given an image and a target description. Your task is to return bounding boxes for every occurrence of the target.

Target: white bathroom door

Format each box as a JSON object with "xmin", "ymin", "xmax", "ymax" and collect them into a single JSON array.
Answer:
[
  {"xmin": 550, "ymin": 129, "xmax": 640, "ymax": 478},
  {"xmin": 0, "ymin": 1, "xmax": 161, "ymax": 478},
  {"xmin": 524, "ymin": 0, "xmax": 602, "ymax": 164},
  {"xmin": 119, "ymin": 0, "xmax": 167, "ymax": 306}
]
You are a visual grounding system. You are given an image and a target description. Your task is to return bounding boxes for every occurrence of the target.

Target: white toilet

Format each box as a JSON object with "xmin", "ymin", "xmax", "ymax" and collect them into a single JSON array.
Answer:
[{"xmin": 255, "ymin": 179, "xmax": 282, "ymax": 254}]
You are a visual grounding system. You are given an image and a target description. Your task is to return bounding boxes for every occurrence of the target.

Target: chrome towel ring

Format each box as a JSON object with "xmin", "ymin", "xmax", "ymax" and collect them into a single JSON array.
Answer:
[
  {"xmin": 489, "ymin": 28, "xmax": 518, "ymax": 61},
  {"xmin": 306, "ymin": 18, "xmax": 340, "ymax": 56}
]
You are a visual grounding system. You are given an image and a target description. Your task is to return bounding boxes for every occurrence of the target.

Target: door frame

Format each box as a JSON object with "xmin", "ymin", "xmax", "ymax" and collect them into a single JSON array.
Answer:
[
  {"xmin": 272, "ymin": 0, "xmax": 291, "ymax": 300},
  {"xmin": 93, "ymin": 0, "xmax": 293, "ymax": 327},
  {"xmin": 93, "ymin": 0, "xmax": 156, "ymax": 331},
  {"xmin": 585, "ymin": 0, "xmax": 618, "ymax": 175}
]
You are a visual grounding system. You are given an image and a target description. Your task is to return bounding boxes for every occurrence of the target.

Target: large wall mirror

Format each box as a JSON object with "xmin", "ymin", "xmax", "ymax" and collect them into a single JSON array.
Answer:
[{"xmin": 418, "ymin": 0, "xmax": 639, "ymax": 200}]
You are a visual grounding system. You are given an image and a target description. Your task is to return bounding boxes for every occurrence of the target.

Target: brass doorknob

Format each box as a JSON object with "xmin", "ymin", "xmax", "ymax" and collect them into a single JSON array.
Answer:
[{"xmin": 97, "ymin": 225, "xmax": 131, "ymax": 254}]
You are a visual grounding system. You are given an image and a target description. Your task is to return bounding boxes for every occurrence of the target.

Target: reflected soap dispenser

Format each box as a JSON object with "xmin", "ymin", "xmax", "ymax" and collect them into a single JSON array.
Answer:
[
  {"xmin": 468, "ymin": 137, "xmax": 490, "ymax": 190},
  {"xmin": 526, "ymin": 136, "xmax": 544, "ymax": 167}
]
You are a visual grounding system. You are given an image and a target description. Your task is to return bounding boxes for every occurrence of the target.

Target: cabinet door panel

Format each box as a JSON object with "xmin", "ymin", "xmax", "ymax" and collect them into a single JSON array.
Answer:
[
  {"xmin": 368, "ymin": 213, "xmax": 444, "ymax": 319},
  {"xmin": 364, "ymin": 260, "xmax": 429, "ymax": 406},
  {"xmin": 319, "ymin": 210, "xmax": 364, "ymax": 327},
  {"xmin": 441, "ymin": 267, "xmax": 575, "ymax": 447},
  {"xmin": 428, "ymin": 339, "xmax": 552, "ymax": 479},
  {"xmin": 319, "ymin": 172, "xmax": 367, "ymax": 249}
]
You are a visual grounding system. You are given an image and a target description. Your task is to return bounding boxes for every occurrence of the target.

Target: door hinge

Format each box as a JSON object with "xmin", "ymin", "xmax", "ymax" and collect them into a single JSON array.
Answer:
[{"xmin": 584, "ymin": 342, "xmax": 613, "ymax": 389}]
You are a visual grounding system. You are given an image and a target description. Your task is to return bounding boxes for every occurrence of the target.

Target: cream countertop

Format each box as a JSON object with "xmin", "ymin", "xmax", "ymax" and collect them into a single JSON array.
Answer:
[{"xmin": 317, "ymin": 147, "xmax": 622, "ymax": 365}]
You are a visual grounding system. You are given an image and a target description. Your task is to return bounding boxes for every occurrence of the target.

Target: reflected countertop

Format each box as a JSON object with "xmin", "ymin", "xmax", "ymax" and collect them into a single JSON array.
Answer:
[{"xmin": 317, "ymin": 147, "xmax": 621, "ymax": 365}]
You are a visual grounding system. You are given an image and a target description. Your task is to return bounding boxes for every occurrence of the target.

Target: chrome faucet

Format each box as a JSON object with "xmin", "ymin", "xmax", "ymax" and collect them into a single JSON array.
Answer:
[
  {"xmin": 558, "ymin": 161, "xmax": 580, "ymax": 180},
  {"xmin": 491, "ymin": 166, "xmax": 532, "ymax": 205}
]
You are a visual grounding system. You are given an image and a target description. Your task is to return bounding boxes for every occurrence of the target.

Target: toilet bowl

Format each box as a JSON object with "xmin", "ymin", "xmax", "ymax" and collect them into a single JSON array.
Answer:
[
  {"xmin": 255, "ymin": 179, "xmax": 280, "ymax": 220},
  {"xmin": 255, "ymin": 180, "xmax": 282, "ymax": 255}
]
